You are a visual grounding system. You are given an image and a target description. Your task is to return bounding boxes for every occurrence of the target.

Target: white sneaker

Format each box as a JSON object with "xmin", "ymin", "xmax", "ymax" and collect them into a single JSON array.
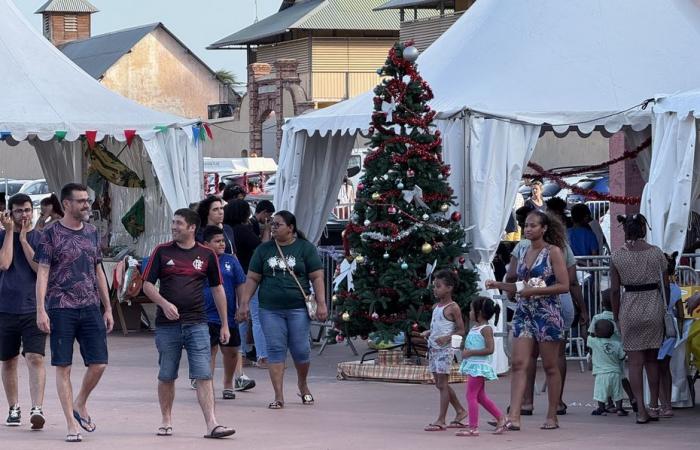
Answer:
[
  {"xmin": 29, "ymin": 406, "xmax": 45, "ymax": 430},
  {"xmin": 234, "ymin": 375, "xmax": 256, "ymax": 392},
  {"xmin": 190, "ymin": 379, "xmax": 197, "ymax": 390}
]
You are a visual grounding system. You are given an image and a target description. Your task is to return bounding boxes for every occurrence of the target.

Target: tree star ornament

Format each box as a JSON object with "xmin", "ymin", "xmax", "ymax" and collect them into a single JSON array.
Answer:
[{"xmin": 402, "ymin": 45, "xmax": 419, "ymax": 63}]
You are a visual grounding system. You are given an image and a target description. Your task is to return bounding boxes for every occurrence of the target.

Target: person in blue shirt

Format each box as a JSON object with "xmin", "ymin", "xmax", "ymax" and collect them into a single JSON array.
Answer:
[
  {"xmin": 567, "ymin": 204, "xmax": 599, "ymax": 257},
  {"xmin": 201, "ymin": 226, "xmax": 250, "ymax": 400}
]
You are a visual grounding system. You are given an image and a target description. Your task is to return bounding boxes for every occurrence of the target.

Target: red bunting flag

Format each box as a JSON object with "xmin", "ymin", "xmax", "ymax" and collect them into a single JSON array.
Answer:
[
  {"xmin": 203, "ymin": 123, "xmax": 213, "ymax": 140},
  {"xmin": 124, "ymin": 130, "xmax": 136, "ymax": 148},
  {"xmin": 85, "ymin": 130, "xmax": 97, "ymax": 149}
]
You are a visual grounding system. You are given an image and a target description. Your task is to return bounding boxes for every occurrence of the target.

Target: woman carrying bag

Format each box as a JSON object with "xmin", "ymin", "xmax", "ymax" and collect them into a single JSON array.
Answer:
[{"xmin": 236, "ymin": 211, "xmax": 328, "ymax": 409}]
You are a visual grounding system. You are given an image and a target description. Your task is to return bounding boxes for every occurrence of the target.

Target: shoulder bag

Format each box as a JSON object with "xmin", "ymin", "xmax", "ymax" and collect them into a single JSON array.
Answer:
[
  {"xmin": 275, "ymin": 240, "xmax": 318, "ymax": 320},
  {"xmin": 658, "ymin": 270, "xmax": 677, "ymax": 339}
]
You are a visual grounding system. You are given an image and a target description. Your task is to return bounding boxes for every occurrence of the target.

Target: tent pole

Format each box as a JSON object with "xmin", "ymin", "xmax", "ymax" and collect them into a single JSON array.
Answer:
[{"xmin": 463, "ymin": 112, "xmax": 471, "ymax": 244}]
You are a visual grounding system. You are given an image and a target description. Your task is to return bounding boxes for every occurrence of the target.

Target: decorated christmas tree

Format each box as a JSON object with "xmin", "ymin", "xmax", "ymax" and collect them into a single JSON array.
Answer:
[{"xmin": 332, "ymin": 41, "xmax": 479, "ymax": 345}]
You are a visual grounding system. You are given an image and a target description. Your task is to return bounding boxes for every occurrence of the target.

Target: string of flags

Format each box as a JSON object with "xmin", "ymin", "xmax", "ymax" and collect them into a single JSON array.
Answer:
[{"xmin": 0, "ymin": 123, "xmax": 214, "ymax": 149}]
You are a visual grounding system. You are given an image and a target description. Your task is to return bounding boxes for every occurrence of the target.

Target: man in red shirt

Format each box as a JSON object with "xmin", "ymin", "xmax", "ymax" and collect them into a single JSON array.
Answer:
[{"xmin": 143, "ymin": 208, "xmax": 235, "ymax": 439}]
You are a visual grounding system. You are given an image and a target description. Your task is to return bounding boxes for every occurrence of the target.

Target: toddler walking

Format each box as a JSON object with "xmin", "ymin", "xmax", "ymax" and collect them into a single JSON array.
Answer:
[
  {"xmin": 588, "ymin": 319, "xmax": 627, "ymax": 416},
  {"xmin": 422, "ymin": 270, "xmax": 468, "ymax": 432},
  {"xmin": 458, "ymin": 297, "xmax": 507, "ymax": 436}
]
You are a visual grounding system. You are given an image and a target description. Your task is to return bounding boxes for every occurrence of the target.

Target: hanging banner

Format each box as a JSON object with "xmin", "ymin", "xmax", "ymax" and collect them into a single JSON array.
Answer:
[{"xmin": 124, "ymin": 130, "xmax": 136, "ymax": 148}]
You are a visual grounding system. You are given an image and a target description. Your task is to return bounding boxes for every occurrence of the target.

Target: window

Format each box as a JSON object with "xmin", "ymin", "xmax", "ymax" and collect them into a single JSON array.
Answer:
[
  {"xmin": 42, "ymin": 15, "xmax": 50, "ymax": 38},
  {"xmin": 64, "ymin": 15, "xmax": 78, "ymax": 33}
]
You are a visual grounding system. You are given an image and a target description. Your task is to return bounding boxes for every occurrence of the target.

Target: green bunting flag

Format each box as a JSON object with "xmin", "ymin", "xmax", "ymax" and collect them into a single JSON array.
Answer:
[{"xmin": 54, "ymin": 131, "xmax": 67, "ymax": 141}]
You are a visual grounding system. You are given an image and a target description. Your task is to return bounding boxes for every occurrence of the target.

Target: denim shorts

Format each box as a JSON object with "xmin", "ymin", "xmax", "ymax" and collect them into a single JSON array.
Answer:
[
  {"xmin": 559, "ymin": 293, "xmax": 575, "ymax": 330},
  {"xmin": 48, "ymin": 306, "xmax": 108, "ymax": 367},
  {"xmin": 155, "ymin": 323, "xmax": 211, "ymax": 382},
  {"xmin": 259, "ymin": 308, "xmax": 310, "ymax": 364}
]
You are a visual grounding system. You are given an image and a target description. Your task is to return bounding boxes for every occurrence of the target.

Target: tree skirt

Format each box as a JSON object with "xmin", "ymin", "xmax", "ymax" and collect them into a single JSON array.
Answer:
[{"xmin": 337, "ymin": 360, "xmax": 466, "ymax": 384}]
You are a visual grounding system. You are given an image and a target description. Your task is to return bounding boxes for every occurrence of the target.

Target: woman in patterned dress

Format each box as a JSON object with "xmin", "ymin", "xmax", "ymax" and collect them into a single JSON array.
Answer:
[
  {"xmin": 610, "ymin": 214, "xmax": 666, "ymax": 423},
  {"xmin": 485, "ymin": 211, "xmax": 569, "ymax": 430}
]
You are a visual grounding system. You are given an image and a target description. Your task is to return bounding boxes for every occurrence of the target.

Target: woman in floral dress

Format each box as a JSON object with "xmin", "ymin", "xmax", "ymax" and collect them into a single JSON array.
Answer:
[{"xmin": 486, "ymin": 210, "xmax": 569, "ymax": 430}]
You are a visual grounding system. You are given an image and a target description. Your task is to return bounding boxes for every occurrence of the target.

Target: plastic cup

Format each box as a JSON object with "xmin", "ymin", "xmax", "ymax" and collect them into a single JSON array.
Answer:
[{"xmin": 451, "ymin": 335, "xmax": 463, "ymax": 348}]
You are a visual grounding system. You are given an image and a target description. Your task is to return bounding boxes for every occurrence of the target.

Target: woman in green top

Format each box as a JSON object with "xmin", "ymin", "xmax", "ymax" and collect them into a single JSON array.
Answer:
[{"xmin": 237, "ymin": 211, "xmax": 328, "ymax": 409}]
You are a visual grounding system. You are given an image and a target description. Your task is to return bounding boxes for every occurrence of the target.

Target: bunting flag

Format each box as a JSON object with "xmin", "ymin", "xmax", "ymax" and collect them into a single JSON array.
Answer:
[
  {"xmin": 203, "ymin": 123, "xmax": 213, "ymax": 140},
  {"xmin": 54, "ymin": 131, "xmax": 67, "ymax": 141},
  {"xmin": 124, "ymin": 130, "xmax": 136, "ymax": 148},
  {"xmin": 0, "ymin": 132, "xmax": 10, "ymax": 141},
  {"xmin": 154, "ymin": 125, "xmax": 169, "ymax": 133},
  {"xmin": 199, "ymin": 125, "xmax": 207, "ymax": 142},
  {"xmin": 85, "ymin": 130, "xmax": 97, "ymax": 149},
  {"xmin": 192, "ymin": 125, "xmax": 200, "ymax": 146}
]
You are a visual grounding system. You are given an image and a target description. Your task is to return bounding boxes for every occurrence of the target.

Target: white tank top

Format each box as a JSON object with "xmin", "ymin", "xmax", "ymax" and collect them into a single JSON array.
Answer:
[{"xmin": 429, "ymin": 302, "xmax": 456, "ymax": 348}]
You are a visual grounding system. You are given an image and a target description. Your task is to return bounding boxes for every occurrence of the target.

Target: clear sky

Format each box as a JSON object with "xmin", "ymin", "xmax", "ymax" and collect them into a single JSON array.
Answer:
[{"xmin": 15, "ymin": 0, "xmax": 282, "ymax": 85}]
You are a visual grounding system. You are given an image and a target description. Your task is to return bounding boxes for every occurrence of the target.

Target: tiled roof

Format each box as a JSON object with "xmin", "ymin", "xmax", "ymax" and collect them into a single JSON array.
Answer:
[{"xmin": 35, "ymin": 0, "xmax": 99, "ymax": 13}]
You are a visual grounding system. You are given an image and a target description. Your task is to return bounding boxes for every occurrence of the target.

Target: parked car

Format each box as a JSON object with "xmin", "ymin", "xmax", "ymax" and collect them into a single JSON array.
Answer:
[
  {"xmin": 18, "ymin": 178, "xmax": 51, "ymax": 207},
  {"xmin": 0, "ymin": 179, "xmax": 31, "ymax": 197},
  {"xmin": 566, "ymin": 174, "xmax": 609, "ymax": 208}
]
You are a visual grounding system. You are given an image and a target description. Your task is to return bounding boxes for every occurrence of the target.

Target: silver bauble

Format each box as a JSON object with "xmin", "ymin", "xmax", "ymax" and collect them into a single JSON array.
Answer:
[{"xmin": 403, "ymin": 46, "xmax": 419, "ymax": 63}]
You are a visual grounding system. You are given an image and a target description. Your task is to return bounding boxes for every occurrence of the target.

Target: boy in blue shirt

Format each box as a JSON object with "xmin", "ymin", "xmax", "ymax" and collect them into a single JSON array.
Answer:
[{"xmin": 201, "ymin": 226, "xmax": 250, "ymax": 400}]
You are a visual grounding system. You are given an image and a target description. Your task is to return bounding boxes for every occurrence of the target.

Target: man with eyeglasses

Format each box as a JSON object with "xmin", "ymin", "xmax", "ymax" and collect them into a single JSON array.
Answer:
[
  {"xmin": 0, "ymin": 193, "xmax": 45, "ymax": 429},
  {"xmin": 35, "ymin": 183, "xmax": 113, "ymax": 443}
]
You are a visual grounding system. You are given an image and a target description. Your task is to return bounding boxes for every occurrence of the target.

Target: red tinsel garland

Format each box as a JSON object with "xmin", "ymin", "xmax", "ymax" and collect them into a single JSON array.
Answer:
[{"xmin": 529, "ymin": 165, "xmax": 641, "ymax": 205}]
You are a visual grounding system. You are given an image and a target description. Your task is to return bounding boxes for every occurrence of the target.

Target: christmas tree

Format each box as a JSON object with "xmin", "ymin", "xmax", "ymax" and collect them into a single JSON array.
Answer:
[{"xmin": 332, "ymin": 41, "xmax": 479, "ymax": 345}]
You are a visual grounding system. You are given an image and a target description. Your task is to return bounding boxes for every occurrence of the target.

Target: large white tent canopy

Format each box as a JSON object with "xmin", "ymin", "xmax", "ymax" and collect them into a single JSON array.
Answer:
[
  {"xmin": 642, "ymin": 89, "xmax": 700, "ymax": 255},
  {"xmin": 1, "ymin": 0, "xmax": 202, "ymax": 255},
  {"xmin": 277, "ymin": 0, "xmax": 700, "ymax": 265}
]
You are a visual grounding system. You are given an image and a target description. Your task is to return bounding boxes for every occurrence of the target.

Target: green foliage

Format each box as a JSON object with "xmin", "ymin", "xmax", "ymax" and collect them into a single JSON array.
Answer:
[{"xmin": 332, "ymin": 42, "xmax": 479, "ymax": 344}]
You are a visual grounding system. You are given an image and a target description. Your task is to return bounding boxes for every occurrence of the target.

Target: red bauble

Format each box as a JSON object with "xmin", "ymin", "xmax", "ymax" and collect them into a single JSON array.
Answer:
[
  {"xmin": 357, "ymin": 183, "xmax": 364, "ymax": 191},
  {"xmin": 459, "ymin": 256, "xmax": 466, "ymax": 264},
  {"xmin": 412, "ymin": 323, "xmax": 419, "ymax": 331},
  {"xmin": 388, "ymin": 206, "xmax": 397, "ymax": 215},
  {"xmin": 451, "ymin": 211, "xmax": 462, "ymax": 222}
]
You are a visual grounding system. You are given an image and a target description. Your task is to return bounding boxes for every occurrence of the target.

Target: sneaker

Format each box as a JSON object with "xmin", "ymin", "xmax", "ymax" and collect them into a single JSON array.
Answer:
[
  {"xmin": 234, "ymin": 375, "xmax": 256, "ymax": 392},
  {"xmin": 29, "ymin": 406, "xmax": 45, "ymax": 430},
  {"xmin": 6, "ymin": 405, "xmax": 20, "ymax": 426},
  {"xmin": 190, "ymin": 379, "xmax": 197, "ymax": 390}
]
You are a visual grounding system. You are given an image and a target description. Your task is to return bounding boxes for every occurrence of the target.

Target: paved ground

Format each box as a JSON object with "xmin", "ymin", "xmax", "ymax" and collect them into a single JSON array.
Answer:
[{"xmin": 2, "ymin": 332, "xmax": 699, "ymax": 449}]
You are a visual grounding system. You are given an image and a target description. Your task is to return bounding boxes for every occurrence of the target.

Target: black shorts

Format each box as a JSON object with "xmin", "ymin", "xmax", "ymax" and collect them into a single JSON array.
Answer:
[
  {"xmin": 0, "ymin": 312, "xmax": 47, "ymax": 361},
  {"xmin": 208, "ymin": 323, "xmax": 241, "ymax": 348},
  {"xmin": 48, "ymin": 306, "xmax": 108, "ymax": 367}
]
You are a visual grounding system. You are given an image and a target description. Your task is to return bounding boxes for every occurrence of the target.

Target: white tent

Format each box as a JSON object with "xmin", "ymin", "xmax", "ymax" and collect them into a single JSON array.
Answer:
[
  {"xmin": 642, "ymin": 89, "xmax": 700, "ymax": 255},
  {"xmin": 277, "ymin": 0, "xmax": 700, "ymax": 275},
  {"xmin": 0, "ymin": 0, "xmax": 201, "ymax": 255}
]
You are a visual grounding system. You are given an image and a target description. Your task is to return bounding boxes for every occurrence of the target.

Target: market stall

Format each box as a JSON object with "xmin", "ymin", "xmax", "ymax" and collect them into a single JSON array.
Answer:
[{"xmin": 0, "ymin": 0, "xmax": 202, "ymax": 257}]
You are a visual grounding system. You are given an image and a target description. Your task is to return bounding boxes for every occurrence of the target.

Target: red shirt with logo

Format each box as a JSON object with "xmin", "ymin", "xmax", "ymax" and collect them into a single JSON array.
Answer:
[{"xmin": 144, "ymin": 241, "xmax": 221, "ymax": 325}]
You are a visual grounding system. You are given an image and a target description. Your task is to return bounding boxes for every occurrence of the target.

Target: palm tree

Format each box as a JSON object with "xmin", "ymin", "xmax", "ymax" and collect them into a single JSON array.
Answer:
[{"xmin": 215, "ymin": 69, "xmax": 243, "ymax": 86}]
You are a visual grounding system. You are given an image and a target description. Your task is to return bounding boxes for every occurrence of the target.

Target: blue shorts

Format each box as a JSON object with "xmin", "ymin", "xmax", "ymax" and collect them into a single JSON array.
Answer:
[
  {"xmin": 48, "ymin": 306, "xmax": 108, "ymax": 367},
  {"xmin": 259, "ymin": 308, "xmax": 310, "ymax": 364},
  {"xmin": 559, "ymin": 293, "xmax": 575, "ymax": 330},
  {"xmin": 155, "ymin": 323, "xmax": 211, "ymax": 382}
]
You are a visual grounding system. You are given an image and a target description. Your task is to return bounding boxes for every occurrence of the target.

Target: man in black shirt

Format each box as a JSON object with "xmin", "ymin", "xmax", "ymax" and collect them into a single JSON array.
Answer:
[
  {"xmin": 249, "ymin": 200, "xmax": 274, "ymax": 240},
  {"xmin": 143, "ymin": 208, "xmax": 235, "ymax": 439}
]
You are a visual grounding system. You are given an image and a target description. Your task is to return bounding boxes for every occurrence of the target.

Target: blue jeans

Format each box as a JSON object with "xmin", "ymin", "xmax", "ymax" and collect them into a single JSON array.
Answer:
[
  {"xmin": 239, "ymin": 291, "xmax": 268, "ymax": 360},
  {"xmin": 155, "ymin": 323, "xmax": 211, "ymax": 382},
  {"xmin": 259, "ymin": 307, "xmax": 310, "ymax": 364}
]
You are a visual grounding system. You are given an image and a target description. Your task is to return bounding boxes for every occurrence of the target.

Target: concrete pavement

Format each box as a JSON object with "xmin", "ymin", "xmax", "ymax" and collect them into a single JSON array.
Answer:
[{"xmin": 2, "ymin": 332, "xmax": 699, "ymax": 449}]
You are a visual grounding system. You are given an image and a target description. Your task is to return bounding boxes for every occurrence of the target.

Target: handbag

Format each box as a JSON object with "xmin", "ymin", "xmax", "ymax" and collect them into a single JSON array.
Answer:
[
  {"xmin": 658, "ymin": 271, "xmax": 677, "ymax": 339},
  {"xmin": 274, "ymin": 241, "xmax": 318, "ymax": 320}
]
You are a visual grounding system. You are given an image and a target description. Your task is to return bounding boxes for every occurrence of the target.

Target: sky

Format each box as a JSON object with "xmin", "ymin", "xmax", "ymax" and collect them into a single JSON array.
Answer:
[{"xmin": 15, "ymin": 0, "xmax": 282, "ymax": 85}]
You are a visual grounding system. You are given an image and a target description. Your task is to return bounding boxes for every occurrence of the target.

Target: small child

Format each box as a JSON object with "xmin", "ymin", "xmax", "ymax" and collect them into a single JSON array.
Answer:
[
  {"xmin": 588, "ymin": 319, "xmax": 627, "ymax": 416},
  {"xmin": 422, "ymin": 269, "xmax": 468, "ymax": 432},
  {"xmin": 588, "ymin": 289, "xmax": 636, "ymax": 412},
  {"xmin": 201, "ymin": 225, "xmax": 250, "ymax": 399},
  {"xmin": 457, "ymin": 297, "xmax": 507, "ymax": 437}
]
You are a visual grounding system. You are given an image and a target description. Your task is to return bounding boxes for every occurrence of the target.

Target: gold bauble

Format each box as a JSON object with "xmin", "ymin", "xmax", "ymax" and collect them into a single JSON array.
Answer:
[
  {"xmin": 371, "ymin": 192, "xmax": 381, "ymax": 201},
  {"xmin": 440, "ymin": 203, "xmax": 449, "ymax": 212},
  {"xmin": 421, "ymin": 242, "xmax": 433, "ymax": 254},
  {"xmin": 332, "ymin": 295, "xmax": 338, "ymax": 303},
  {"xmin": 355, "ymin": 255, "xmax": 365, "ymax": 264},
  {"xmin": 342, "ymin": 312, "xmax": 351, "ymax": 322}
]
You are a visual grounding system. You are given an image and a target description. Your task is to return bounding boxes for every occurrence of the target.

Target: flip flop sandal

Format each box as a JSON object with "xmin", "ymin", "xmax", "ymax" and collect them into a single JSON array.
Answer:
[
  {"xmin": 204, "ymin": 425, "xmax": 235, "ymax": 439},
  {"xmin": 617, "ymin": 409, "xmax": 629, "ymax": 417},
  {"xmin": 222, "ymin": 389, "xmax": 236, "ymax": 400},
  {"xmin": 446, "ymin": 420, "xmax": 468, "ymax": 429},
  {"xmin": 591, "ymin": 409, "xmax": 607, "ymax": 416},
  {"xmin": 424, "ymin": 423, "xmax": 446, "ymax": 432},
  {"xmin": 492, "ymin": 423, "xmax": 508, "ymax": 435},
  {"xmin": 455, "ymin": 428, "xmax": 479, "ymax": 437},
  {"xmin": 506, "ymin": 405, "xmax": 533, "ymax": 416},
  {"xmin": 73, "ymin": 411, "xmax": 96, "ymax": 433},
  {"xmin": 298, "ymin": 393, "xmax": 314, "ymax": 405},
  {"xmin": 268, "ymin": 400, "xmax": 284, "ymax": 409},
  {"xmin": 540, "ymin": 422, "xmax": 559, "ymax": 430},
  {"xmin": 66, "ymin": 433, "xmax": 83, "ymax": 442},
  {"xmin": 157, "ymin": 426, "xmax": 173, "ymax": 436}
]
